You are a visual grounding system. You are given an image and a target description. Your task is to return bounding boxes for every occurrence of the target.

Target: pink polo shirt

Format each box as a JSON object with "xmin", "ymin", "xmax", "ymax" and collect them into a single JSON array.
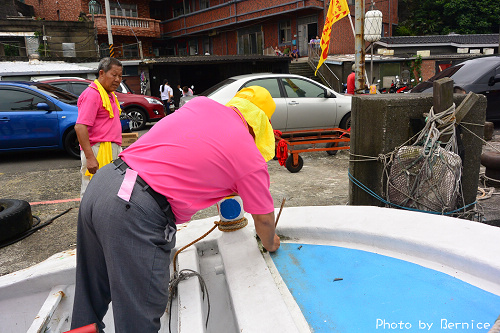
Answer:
[
  {"xmin": 120, "ymin": 97, "xmax": 274, "ymax": 223},
  {"xmin": 76, "ymin": 82, "xmax": 122, "ymax": 146}
]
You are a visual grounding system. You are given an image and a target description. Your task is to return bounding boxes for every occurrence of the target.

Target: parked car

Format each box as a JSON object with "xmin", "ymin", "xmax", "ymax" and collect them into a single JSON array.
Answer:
[
  {"xmin": 411, "ymin": 56, "xmax": 500, "ymax": 121},
  {"xmin": 0, "ymin": 81, "xmax": 129, "ymax": 159},
  {"xmin": 179, "ymin": 73, "xmax": 352, "ymax": 131},
  {"xmin": 33, "ymin": 77, "xmax": 165, "ymax": 130}
]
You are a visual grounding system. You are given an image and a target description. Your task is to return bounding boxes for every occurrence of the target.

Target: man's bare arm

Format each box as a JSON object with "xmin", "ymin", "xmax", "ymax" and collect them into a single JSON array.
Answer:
[
  {"xmin": 74, "ymin": 124, "xmax": 99, "ymax": 174},
  {"xmin": 252, "ymin": 212, "xmax": 280, "ymax": 252}
]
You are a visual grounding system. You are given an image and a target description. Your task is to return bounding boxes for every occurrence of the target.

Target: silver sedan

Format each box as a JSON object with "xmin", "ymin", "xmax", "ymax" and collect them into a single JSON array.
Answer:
[{"xmin": 180, "ymin": 73, "xmax": 352, "ymax": 131}]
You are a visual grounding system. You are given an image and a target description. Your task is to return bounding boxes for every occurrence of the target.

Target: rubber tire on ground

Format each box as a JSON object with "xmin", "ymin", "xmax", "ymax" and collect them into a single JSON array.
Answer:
[
  {"xmin": 0, "ymin": 199, "xmax": 33, "ymax": 243},
  {"xmin": 126, "ymin": 108, "xmax": 147, "ymax": 131},
  {"xmin": 326, "ymin": 142, "xmax": 339, "ymax": 156},
  {"xmin": 285, "ymin": 155, "xmax": 304, "ymax": 173},
  {"xmin": 64, "ymin": 128, "xmax": 81, "ymax": 159}
]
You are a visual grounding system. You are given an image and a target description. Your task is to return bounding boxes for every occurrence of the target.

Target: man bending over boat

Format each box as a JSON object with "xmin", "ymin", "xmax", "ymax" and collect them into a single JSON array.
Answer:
[{"xmin": 71, "ymin": 86, "xmax": 281, "ymax": 332}]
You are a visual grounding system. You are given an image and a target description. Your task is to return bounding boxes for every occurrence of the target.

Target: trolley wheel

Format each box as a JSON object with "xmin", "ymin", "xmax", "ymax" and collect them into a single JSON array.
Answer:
[
  {"xmin": 326, "ymin": 142, "xmax": 339, "ymax": 156},
  {"xmin": 285, "ymin": 155, "xmax": 303, "ymax": 173}
]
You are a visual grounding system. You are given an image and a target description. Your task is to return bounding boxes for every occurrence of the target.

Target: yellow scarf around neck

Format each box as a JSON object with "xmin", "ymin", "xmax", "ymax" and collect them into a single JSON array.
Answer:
[{"xmin": 93, "ymin": 79, "xmax": 121, "ymax": 118}]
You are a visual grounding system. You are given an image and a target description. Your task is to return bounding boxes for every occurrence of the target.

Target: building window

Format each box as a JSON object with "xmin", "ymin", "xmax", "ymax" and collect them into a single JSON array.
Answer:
[
  {"xmin": 123, "ymin": 43, "xmax": 139, "ymax": 58},
  {"xmin": 177, "ymin": 43, "xmax": 187, "ymax": 56},
  {"xmin": 203, "ymin": 37, "xmax": 211, "ymax": 55},
  {"xmin": 57, "ymin": 9, "xmax": 60, "ymax": 20},
  {"xmin": 100, "ymin": 43, "xmax": 110, "ymax": 58},
  {"xmin": 200, "ymin": 0, "xmax": 209, "ymax": 10},
  {"xmin": 188, "ymin": 40, "xmax": 198, "ymax": 55},
  {"xmin": 89, "ymin": 0, "xmax": 103, "ymax": 15},
  {"xmin": 279, "ymin": 21, "xmax": 291, "ymax": 44},
  {"xmin": 238, "ymin": 26, "xmax": 263, "ymax": 55},
  {"xmin": 110, "ymin": 2, "xmax": 137, "ymax": 17},
  {"xmin": 3, "ymin": 42, "xmax": 20, "ymax": 56},
  {"xmin": 173, "ymin": 2, "xmax": 185, "ymax": 17}
]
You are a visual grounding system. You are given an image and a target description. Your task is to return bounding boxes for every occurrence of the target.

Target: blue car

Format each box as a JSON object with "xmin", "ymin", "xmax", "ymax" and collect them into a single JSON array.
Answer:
[{"xmin": 0, "ymin": 81, "xmax": 129, "ymax": 159}]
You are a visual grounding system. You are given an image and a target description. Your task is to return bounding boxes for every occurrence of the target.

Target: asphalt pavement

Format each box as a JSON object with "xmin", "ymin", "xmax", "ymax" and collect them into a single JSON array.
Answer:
[{"xmin": 0, "ymin": 125, "xmax": 499, "ymax": 276}]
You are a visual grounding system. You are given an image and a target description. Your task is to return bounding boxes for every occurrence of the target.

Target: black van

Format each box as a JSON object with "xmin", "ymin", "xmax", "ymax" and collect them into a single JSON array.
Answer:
[{"xmin": 411, "ymin": 56, "xmax": 500, "ymax": 121}]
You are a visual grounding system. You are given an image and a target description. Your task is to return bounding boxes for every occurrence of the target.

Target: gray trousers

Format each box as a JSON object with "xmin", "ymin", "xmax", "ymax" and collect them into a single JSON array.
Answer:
[{"xmin": 71, "ymin": 162, "xmax": 177, "ymax": 333}]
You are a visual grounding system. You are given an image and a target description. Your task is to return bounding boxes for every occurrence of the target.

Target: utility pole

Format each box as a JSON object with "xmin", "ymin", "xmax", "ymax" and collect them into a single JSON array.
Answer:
[
  {"xmin": 104, "ymin": 0, "xmax": 114, "ymax": 57},
  {"xmin": 354, "ymin": 0, "xmax": 366, "ymax": 93}
]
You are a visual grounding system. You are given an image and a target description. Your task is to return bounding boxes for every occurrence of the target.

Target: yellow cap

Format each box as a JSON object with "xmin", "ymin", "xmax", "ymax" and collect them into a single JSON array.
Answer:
[
  {"xmin": 231, "ymin": 86, "xmax": 276, "ymax": 119},
  {"xmin": 226, "ymin": 86, "xmax": 276, "ymax": 161}
]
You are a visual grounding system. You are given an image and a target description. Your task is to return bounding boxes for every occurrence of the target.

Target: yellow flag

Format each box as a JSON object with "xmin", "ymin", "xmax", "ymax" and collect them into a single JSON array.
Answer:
[{"xmin": 315, "ymin": 0, "xmax": 350, "ymax": 75}]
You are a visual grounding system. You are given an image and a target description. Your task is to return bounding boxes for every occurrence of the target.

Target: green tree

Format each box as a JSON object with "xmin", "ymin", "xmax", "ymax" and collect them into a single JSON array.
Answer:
[{"xmin": 396, "ymin": 0, "xmax": 500, "ymax": 35}]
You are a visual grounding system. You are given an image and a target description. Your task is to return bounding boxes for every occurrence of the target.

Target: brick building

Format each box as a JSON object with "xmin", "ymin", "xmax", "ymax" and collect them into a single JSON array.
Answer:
[
  {"xmin": 23, "ymin": 0, "xmax": 160, "ymax": 59},
  {"xmin": 155, "ymin": 0, "xmax": 397, "ymax": 57}
]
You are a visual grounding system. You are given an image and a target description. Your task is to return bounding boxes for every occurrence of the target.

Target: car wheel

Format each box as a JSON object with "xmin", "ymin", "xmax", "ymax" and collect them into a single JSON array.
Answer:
[
  {"xmin": 126, "ymin": 108, "xmax": 147, "ymax": 131},
  {"xmin": 339, "ymin": 113, "xmax": 351, "ymax": 130},
  {"xmin": 64, "ymin": 128, "xmax": 81, "ymax": 159},
  {"xmin": 285, "ymin": 155, "xmax": 303, "ymax": 173},
  {"xmin": 326, "ymin": 142, "xmax": 339, "ymax": 156},
  {"xmin": 0, "ymin": 199, "xmax": 33, "ymax": 243}
]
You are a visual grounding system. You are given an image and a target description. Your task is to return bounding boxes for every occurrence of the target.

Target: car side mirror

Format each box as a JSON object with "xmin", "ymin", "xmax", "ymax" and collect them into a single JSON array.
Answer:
[
  {"xmin": 488, "ymin": 74, "xmax": 500, "ymax": 86},
  {"xmin": 36, "ymin": 102, "xmax": 51, "ymax": 111},
  {"xmin": 326, "ymin": 90, "xmax": 335, "ymax": 98}
]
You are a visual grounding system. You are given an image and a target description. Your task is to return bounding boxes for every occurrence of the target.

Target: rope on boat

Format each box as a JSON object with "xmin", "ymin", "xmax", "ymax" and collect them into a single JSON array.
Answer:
[
  {"xmin": 167, "ymin": 269, "xmax": 211, "ymax": 333},
  {"xmin": 166, "ymin": 217, "xmax": 248, "ymax": 332}
]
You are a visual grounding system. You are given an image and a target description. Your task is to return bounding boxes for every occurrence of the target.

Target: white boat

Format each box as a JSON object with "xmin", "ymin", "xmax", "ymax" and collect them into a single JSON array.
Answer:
[{"xmin": 1, "ymin": 206, "xmax": 500, "ymax": 332}]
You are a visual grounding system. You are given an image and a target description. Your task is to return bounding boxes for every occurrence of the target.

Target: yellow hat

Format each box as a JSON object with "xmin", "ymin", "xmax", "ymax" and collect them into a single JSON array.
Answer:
[{"xmin": 226, "ymin": 86, "xmax": 276, "ymax": 161}]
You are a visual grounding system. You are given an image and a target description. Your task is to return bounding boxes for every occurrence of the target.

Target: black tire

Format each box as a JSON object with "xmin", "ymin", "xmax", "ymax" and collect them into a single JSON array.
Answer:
[
  {"xmin": 126, "ymin": 108, "xmax": 147, "ymax": 131},
  {"xmin": 0, "ymin": 199, "xmax": 33, "ymax": 243},
  {"xmin": 339, "ymin": 113, "xmax": 351, "ymax": 130},
  {"xmin": 64, "ymin": 128, "xmax": 81, "ymax": 159},
  {"xmin": 285, "ymin": 155, "xmax": 303, "ymax": 173},
  {"xmin": 326, "ymin": 142, "xmax": 339, "ymax": 156}
]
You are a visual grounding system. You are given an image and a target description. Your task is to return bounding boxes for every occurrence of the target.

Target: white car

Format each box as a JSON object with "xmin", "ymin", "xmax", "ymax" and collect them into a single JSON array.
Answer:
[{"xmin": 179, "ymin": 73, "xmax": 352, "ymax": 131}]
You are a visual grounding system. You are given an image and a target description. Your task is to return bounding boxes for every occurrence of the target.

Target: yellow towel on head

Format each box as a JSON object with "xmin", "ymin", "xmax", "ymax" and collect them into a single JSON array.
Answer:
[
  {"xmin": 226, "ymin": 86, "xmax": 276, "ymax": 162},
  {"xmin": 84, "ymin": 142, "xmax": 113, "ymax": 179},
  {"xmin": 92, "ymin": 79, "xmax": 121, "ymax": 118}
]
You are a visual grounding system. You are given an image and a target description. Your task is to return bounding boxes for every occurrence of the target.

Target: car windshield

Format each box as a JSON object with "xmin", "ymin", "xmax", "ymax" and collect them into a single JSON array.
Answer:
[
  {"xmin": 31, "ymin": 83, "xmax": 79, "ymax": 104},
  {"xmin": 200, "ymin": 78, "xmax": 236, "ymax": 96}
]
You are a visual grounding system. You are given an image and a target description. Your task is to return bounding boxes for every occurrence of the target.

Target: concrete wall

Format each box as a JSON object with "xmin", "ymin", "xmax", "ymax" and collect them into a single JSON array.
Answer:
[
  {"xmin": 349, "ymin": 93, "xmax": 487, "ymax": 214},
  {"xmin": 0, "ymin": 19, "xmax": 97, "ymax": 60}
]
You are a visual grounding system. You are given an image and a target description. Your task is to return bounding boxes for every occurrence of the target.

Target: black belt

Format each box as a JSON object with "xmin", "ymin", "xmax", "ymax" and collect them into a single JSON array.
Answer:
[{"xmin": 113, "ymin": 158, "xmax": 175, "ymax": 222}]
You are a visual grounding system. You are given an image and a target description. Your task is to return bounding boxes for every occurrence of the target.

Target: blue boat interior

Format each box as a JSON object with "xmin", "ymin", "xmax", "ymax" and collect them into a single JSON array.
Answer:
[{"xmin": 271, "ymin": 243, "xmax": 500, "ymax": 332}]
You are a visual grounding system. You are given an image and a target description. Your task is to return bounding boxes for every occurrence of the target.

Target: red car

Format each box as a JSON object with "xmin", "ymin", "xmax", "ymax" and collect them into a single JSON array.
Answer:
[{"xmin": 33, "ymin": 77, "xmax": 165, "ymax": 130}]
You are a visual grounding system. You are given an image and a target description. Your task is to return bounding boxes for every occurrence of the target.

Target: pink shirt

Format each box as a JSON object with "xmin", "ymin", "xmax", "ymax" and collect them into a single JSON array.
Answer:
[
  {"xmin": 120, "ymin": 97, "xmax": 274, "ymax": 223},
  {"xmin": 76, "ymin": 82, "xmax": 122, "ymax": 146}
]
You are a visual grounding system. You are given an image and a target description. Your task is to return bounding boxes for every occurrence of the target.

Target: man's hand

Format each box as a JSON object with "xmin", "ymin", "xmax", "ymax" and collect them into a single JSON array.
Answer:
[
  {"xmin": 86, "ymin": 155, "xmax": 99, "ymax": 174},
  {"xmin": 252, "ymin": 212, "xmax": 280, "ymax": 252}
]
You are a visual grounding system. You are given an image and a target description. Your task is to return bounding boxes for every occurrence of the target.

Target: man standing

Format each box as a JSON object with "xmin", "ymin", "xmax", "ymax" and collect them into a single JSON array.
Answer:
[
  {"xmin": 75, "ymin": 57, "xmax": 123, "ymax": 197},
  {"xmin": 160, "ymin": 79, "xmax": 174, "ymax": 115},
  {"xmin": 71, "ymin": 86, "xmax": 281, "ymax": 333},
  {"xmin": 346, "ymin": 63, "xmax": 355, "ymax": 95}
]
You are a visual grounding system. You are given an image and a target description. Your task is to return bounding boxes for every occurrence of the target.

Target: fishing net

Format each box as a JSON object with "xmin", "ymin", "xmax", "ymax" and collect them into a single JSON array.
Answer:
[{"xmin": 387, "ymin": 104, "xmax": 463, "ymax": 213}]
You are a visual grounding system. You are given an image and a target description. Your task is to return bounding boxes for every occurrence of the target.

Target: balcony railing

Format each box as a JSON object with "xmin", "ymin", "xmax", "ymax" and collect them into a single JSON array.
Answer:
[{"xmin": 90, "ymin": 14, "xmax": 160, "ymax": 38}]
